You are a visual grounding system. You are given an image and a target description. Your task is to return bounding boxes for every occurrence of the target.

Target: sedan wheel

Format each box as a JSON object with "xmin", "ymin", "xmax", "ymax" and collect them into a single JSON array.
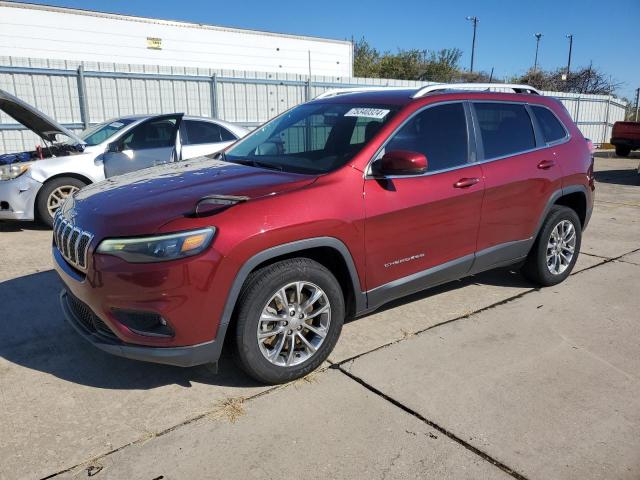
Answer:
[{"xmin": 47, "ymin": 185, "xmax": 80, "ymax": 217}]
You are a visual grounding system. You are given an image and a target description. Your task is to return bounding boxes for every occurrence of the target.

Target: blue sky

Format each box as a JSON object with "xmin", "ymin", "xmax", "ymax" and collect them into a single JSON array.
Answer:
[{"xmin": 22, "ymin": 0, "xmax": 640, "ymax": 100}]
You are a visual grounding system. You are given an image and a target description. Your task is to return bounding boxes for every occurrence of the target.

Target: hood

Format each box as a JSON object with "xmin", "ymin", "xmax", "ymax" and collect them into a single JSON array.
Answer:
[
  {"xmin": 0, "ymin": 88, "xmax": 84, "ymax": 144},
  {"xmin": 64, "ymin": 156, "xmax": 317, "ymax": 236}
]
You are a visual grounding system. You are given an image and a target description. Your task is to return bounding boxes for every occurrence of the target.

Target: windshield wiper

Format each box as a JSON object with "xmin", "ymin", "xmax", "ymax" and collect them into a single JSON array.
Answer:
[{"xmin": 225, "ymin": 156, "xmax": 283, "ymax": 172}]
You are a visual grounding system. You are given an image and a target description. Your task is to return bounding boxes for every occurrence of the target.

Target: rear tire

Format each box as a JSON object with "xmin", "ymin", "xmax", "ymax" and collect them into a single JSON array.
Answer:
[
  {"xmin": 521, "ymin": 206, "xmax": 582, "ymax": 286},
  {"xmin": 615, "ymin": 146, "xmax": 631, "ymax": 157},
  {"xmin": 232, "ymin": 258, "xmax": 344, "ymax": 384},
  {"xmin": 36, "ymin": 177, "xmax": 87, "ymax": 228}
]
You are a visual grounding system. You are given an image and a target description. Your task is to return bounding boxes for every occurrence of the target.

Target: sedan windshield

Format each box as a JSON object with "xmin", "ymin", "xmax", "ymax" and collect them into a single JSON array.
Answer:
[
  {"xmin": 79, "ymin": 118, "xmax": 136, "ymax": 146},
  {"xmin": 225, "ymin": 103, "xmax": 398, "ymax": 174}
]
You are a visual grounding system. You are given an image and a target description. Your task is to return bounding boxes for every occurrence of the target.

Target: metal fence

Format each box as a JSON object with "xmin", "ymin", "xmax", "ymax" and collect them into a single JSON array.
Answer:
[{"xmin": 0, "ymin": 56, "xmax": 627, "ymax": 153}]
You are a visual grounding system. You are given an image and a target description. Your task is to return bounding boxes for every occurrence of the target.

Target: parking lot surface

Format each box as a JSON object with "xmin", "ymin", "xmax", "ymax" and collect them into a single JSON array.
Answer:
[{"xmin": 1, "ymin": 152, "xmax": 639, "ymax": 480}]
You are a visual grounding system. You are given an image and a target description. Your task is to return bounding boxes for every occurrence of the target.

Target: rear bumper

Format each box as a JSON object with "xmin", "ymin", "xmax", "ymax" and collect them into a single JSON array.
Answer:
[
  {"xmin": 0, "ymin": 174, "xmax": 41, "ymax": 221},
  {"xmin": 60, "ymin": 289, "xmax": 223, "ymax": 367}
]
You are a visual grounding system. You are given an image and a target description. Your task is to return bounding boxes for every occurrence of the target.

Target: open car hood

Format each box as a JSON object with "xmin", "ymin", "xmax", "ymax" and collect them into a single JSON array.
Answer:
[{"xmin": 0, "ymin": 88, "xmax": 84, "ymax": 144}]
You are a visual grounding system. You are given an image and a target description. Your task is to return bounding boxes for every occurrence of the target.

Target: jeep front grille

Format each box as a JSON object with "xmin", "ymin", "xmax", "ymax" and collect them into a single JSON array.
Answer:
[{"xmin": 53, "ymin": 212, "xmax": 94, "ymax": 271}]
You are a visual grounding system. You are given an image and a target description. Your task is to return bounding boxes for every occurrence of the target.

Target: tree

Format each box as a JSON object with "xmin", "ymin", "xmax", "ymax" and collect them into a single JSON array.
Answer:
[
  {"xmin": 353, "ymin": 37, "xmax": 380, "ymax": 78},
  {"xmin": 514, "ymin": 64, "xmax": 620, "ymax": 94},
  {"xmin": 352, "ymin": 37, "xmax": 464, "ymax": 82},
  {"xmin": 420, "ymin": 48, "xmax": 463, "ymax": 82}
]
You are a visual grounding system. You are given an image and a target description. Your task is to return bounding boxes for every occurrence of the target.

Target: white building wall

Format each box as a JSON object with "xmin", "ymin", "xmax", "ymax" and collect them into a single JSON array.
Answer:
[{"xmin": 0, "ymin": 2, "xmax": 352, "ymax": 77}]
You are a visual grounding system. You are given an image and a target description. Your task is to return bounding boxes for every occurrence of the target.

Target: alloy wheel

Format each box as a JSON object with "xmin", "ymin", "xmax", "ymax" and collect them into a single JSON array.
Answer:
[
  {"xmin": 546, "ymin": 219, "xmax": 576, "ymax": 275},
  {"xmin": 257, "ymin": 281, "xmax": 331, "ymax": 367},
  {"xmin": 47, "ymin": 185, "xmax": 80, "ymax": 217}
]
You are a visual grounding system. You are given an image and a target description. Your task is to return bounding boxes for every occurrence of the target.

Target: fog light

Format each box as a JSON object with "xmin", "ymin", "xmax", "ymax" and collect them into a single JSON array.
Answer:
[{"xmin": 111, "ymin": 309, "xmax": 174, "ymax": 338}]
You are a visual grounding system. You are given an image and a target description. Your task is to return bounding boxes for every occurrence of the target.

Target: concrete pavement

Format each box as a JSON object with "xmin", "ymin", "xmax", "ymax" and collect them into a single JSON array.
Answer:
[{"xmin": 0, "ymin": 153, "xmax": 638, "ymax": 479}]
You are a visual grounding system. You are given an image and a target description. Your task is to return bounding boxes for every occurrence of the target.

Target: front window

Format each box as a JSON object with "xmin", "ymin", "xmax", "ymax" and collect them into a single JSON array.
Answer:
[
  {"xmin": 79, "ymin": 119, "xmax": 136, "ymax": 146},
  {"xmin": 225, "ymin": 103, "xmax": 399, "ymax": 174},
  {"xmin": 382, "ymin": 103, "xmax": 469, "ymax": 172}
]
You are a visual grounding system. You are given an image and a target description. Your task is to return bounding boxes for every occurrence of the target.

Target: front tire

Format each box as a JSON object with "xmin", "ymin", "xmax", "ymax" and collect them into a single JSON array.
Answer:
[
  {"xmin": 232, "ymin": 258, "xmax": 344, "ymax": 384},
  {"xmin": 521, "ymin": 205, "xmax": 582, "ymax": 286},
  {"xmin": 36, "ymin": 177, "xmax": 87, "ymax": 227},
  {"xmin": 615, "ymin": 146, "xmax": 631, "ymax": 157}
]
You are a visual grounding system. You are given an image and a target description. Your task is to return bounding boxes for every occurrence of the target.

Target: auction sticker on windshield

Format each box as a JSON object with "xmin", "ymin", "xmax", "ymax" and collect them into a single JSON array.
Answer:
[{"xmin": 344, "ymin": 108, "xmax": 390, "ymax": 119}]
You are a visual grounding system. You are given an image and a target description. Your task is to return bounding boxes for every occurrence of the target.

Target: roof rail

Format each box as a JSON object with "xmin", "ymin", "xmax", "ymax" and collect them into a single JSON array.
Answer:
[
  {"xmin": 412, "ymin": 83, "xmax": 541, "ymax": 98},
  {"xmin": 314, "ymin": 86, "xmax": 411, "ymax": 99}
]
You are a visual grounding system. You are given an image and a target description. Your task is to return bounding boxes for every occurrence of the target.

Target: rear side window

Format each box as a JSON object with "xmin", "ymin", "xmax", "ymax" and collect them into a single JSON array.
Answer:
[
  {"xmin": 474, "ymin": 103, "xmax": 535, "ymax": 159},
  {"xmin": 184, "ymin": 120, "xmax": 236, "ymax": 145},
  {"xmin": 384, "ymin": 103, "xmax": 468, "ymax": 172},
  {"xmin": 531, "ymin": 106, "xmax": 567, "ymax": 143}
]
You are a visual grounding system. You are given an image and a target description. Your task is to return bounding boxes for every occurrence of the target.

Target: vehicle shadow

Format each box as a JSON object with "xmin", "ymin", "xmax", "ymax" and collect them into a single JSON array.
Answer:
[
  {"xmin": 594, "ymin": 169, "xmax": 640, "ymax": 186},
  {"xmin": 0, "ymin": 270, "xmax": 260, "ymax": 390},
  {"xmin": 0, "ymin": 220, "xmax": 50, "ymax": 232},
  {"xmin": 351, "ymin": 267, "xmax": 533, "ymax": 320},
  {"xmin": 2, "ymin": 266, "xmax": 533, "ymax": 388}
]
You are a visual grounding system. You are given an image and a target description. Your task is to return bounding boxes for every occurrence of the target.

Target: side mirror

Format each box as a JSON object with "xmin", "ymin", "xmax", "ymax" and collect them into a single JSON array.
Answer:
[
  {"xmin": 373, "ymin": 150, "xmax": 427, "ymax": 176},
  {"xmin": 106, "ymin": 142, "xmax": 123, "ymax": 153}
]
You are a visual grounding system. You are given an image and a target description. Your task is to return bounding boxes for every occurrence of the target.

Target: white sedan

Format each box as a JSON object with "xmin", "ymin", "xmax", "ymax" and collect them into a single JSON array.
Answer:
[{"xmin": 0, "ymin": 88, "xmax": 248, "ymax": 226}]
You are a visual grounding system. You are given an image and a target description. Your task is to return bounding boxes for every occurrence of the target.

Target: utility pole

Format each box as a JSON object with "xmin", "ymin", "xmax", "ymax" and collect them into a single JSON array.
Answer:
[
  {"xmin": 466, "ymin": 16, "xmax": 479, "ymax": 72},
  {"xmin": 635, "ymin": 87, "xmax": 639, "ymax": 122},
  {"xmin": 533, "ymin": 33, "xmax": 542, "ymax": 72},
  {"xmin": 566, "ymin": 34, "xmax": 574, "ymax": 77}
]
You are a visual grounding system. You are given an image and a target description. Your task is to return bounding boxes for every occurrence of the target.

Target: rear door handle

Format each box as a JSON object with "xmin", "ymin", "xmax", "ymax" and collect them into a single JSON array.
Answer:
[
  {"xmin": 454, "ymin": 177, "xmax": 480, "ymax": 188},
  {"xmin": 537, "ymin": 160, "xmax": 556, "ymax": 170}
]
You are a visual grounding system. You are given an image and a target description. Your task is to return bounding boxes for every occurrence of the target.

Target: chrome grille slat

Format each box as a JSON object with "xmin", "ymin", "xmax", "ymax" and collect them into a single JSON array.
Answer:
[
  {"xmin": 68, "ymin": 229, "xmax": 80, "ymax": 263},
  {"xmin": 62, "ymin": 223, "xmax": 73, "ymax": 258},
  {"xmin": 53, "ymin": 212, "xmax": 94, "ymax": 272}
]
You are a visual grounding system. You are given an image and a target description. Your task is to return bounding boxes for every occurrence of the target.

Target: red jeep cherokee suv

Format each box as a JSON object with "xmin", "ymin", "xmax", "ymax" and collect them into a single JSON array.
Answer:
[{"xmin": 53, "ymin": 84, "xmax": 594, "ymax": 384}]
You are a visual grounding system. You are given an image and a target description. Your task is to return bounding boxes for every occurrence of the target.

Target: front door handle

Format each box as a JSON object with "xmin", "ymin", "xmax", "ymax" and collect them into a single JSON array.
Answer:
[
  {"xmin": 537, "ymin": 160, "xmax": 556, "ymax": 170},
  {"xmin": 454, "ymin": 177, "xmax": 480, "ymax": 188}
]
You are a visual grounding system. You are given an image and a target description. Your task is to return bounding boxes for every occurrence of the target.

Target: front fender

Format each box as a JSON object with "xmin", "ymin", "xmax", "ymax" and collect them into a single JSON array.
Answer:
[{"xmin": 27, "ymin": 153, "xmax": 105, "ymax": 184}]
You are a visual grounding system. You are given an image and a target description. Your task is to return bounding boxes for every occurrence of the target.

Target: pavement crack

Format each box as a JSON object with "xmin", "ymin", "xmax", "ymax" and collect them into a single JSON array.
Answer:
[
  {"xmin": 333, "ymin": 286, "xmax": 540, "ymax": 367},
  {"xmin": 334, "ymin": 365, "xmax": 530, "ymax": 480}
]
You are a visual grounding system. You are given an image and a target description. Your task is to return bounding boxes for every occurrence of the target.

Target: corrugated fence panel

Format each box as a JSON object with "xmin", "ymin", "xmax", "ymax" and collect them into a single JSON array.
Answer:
[{"xmin": 0, "ymin": 55, "xmax": 629, "ymax": 153}]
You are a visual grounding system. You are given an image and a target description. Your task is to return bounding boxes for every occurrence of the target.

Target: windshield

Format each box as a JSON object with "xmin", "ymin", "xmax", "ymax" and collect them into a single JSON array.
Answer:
[
  {"xmin": 79, "ymin": 118, "xmax": 136, "ymax": 146},
  {"xmin": 225, "ymin": 103, "xmax": 399, "ymax": 174}
]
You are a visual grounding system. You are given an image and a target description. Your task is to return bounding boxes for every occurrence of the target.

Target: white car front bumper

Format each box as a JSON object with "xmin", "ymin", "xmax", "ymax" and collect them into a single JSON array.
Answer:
[{"xmin": 0, "ymin": 174, "xmax": 42, "ymax": 221}]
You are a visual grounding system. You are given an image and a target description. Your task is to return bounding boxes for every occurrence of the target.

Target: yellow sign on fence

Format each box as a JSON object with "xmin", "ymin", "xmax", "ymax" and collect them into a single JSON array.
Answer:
[{"xmin": 146, "ymin": 37, "xmax": 162, "ymax": 50}]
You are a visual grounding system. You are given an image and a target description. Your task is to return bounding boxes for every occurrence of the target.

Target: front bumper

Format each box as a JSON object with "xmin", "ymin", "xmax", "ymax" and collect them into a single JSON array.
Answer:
[
  {"xmin": 53, "ymin": 240, "xmax": 229, "ymax": 367},
  {"xmin": 0, "ymin": 174, "xmax": 41, "ymax": 221},
  {"xmin": 60, "ymin": 289, "xmax": 223, "ymax": 367}
]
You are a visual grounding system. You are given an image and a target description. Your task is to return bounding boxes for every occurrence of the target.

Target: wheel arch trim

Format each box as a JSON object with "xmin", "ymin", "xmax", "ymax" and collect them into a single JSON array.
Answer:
[
  {"xmin": 218, "ymin": 237, "xmax": 365, "ymax": 336},
  {"xmin": 535, "ymin": 185, "xmax": 589, "ymax": 238}
]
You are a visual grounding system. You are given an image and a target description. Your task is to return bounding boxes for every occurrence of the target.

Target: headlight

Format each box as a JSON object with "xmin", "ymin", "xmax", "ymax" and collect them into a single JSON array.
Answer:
[
  {"xmin": 96, "ymin": 228, "xmax": 215, "ymax": 263},
  {"xmin": 0, "ymin": 162, "xmax": 32, "ymax": 181}
]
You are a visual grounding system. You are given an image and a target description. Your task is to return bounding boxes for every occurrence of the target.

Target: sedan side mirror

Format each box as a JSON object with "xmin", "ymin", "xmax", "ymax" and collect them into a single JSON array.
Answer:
[
  {"xmin": 106, "ymin": 142, "xmax": 123, "ymax": 153},
  {"xmin": 373, "ymin": 150, "xmax": 428, "ymax": 176}
]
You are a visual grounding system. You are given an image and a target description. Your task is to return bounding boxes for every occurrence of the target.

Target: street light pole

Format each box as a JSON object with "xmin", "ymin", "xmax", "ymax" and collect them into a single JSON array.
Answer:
[
  {"xmin": 566, "ymin": 34, "xmax": 574, "ymax": 76},
  {"xmin": 466, "ymin": 16, "xmax": 479, "ymax": 72},
  {"xmin": 635, "ymin": 87, "xmax": 639, "ymax": 122},
  {"xmin": 533, "ymin": 33, "xmax": 542, "ymax": 72}
]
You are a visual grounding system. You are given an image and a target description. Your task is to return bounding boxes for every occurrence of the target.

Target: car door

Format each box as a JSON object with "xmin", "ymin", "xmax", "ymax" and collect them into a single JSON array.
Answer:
[
  {"xmin": 364, "ymin": 102, "xmax": 484, "ymax": 308},
  {"xmin": 471, "ymin": 102, "xmax": 565, "ymax": 272},
  {"xmin": 102, "ymin": 114, "xmax": 182, "ymax": 178},
  {"xmin": 180, "ymin": 119, "xmax": 238, "ymax": 159}
]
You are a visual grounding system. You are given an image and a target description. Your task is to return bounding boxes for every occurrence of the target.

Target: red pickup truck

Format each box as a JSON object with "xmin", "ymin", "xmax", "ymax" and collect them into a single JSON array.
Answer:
[{"xmin": 610, "ymin": 121, "xmax": 640, "ymax": 156}]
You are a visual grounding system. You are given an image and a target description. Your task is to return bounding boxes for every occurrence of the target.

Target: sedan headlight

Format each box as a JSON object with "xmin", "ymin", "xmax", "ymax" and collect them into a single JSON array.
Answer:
[
  {"xmin": 0, "ymin": 162, "xmax": 32, "ymax": 181},
  {"xmin": 96, "ymin": 228, "xmax": 215, "ymax": 263}
]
